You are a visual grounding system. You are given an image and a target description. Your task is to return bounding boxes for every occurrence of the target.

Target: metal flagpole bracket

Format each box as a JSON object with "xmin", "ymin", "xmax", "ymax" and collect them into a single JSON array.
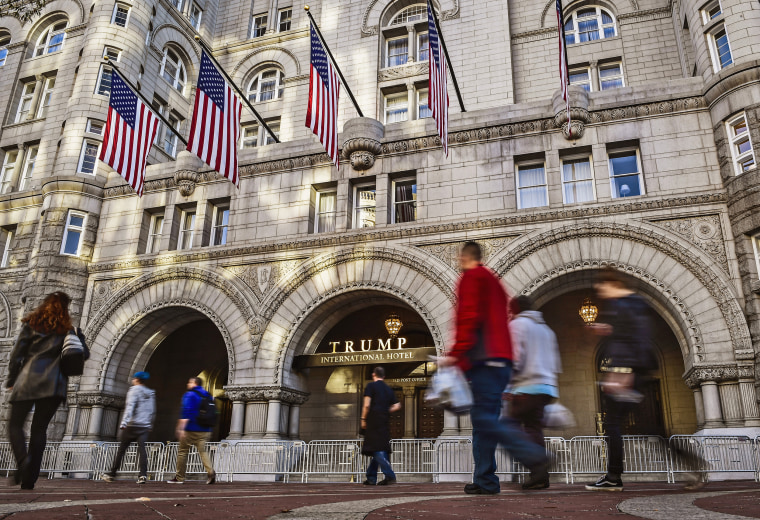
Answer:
[
  {"xmin": 193, "ymin": 35, "xmax": 280, "ymax": 144},
  {"xmin": 304, "ymin": 5, "xmax": 364, "ymax": 118},
  {"xmin": 104, "ymin": 57, "xmax": 189, "ymax": 146},
  {"xmin": 426, "ymin": 0, "xmax": 466, "ymax": 113}
]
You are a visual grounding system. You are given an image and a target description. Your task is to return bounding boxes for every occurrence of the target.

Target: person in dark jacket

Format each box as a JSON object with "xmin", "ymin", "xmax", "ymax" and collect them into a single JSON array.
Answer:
[
  {"xmin": 361, "ymin": 366, "xmax": 401, "ymax": 486},
  {"xmin": 6, "ymin": 292, "xmax": 89, "ymax": 490},
  {"xmin": 439, "ymin": 242, "xmax": 549, "ymax": 494}
]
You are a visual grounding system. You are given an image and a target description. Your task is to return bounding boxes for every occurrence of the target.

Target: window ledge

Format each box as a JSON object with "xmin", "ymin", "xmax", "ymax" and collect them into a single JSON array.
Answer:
[
  {"xmin": 703, "ymin": 16, "xmax": 726, "ymax": 34},
  {"xmin": 735, "ymin": 166, "xmax": 758, "ymax": 177},
  {"xmin": 24, "ymin": 50, "xmax": 63, "ymax": 63},
  {"xmin": 3, "ymin": 118, "xmax": 45, "ymax": 130},
  {"xmin": 568, "ymin": 34, "xmax": 622, "ymax": 48}
]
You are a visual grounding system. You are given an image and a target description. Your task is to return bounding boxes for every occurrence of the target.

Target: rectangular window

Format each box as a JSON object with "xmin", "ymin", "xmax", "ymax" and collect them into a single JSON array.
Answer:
[
  {"xmin": 418, "ymin": 32, "xmax": 429, "ymax": 62},
  {"xmin": 561, "ymin": 157, "xmax": 595, "ymax": 204},
  {"xmin": 61, "ymin": 211, "xmax": 86, "ymax": 256},
  {"xmin": 417, "ymin": 89, "xmax": 431, "ymax": 119},
  {"xmin": 189, "ymin": 3, "xmax": 202, "ymax": 30},
  {"xmin": 608, "ymin": 149, "xmax": 644, "ymax": 198},
  {"xmin": 278, "ymin": 9, "xmax": 292, "ymax": 32},
  {"xmin": 15, "ymin": 82, "xmax": 35, "ymax": 123},
  {"xmin": 385, "ymin": 93, "xmax": 408, "ymax": 124},
  {"xmin": 701, "ymin": 0, "xmax": 722, "ymax": 24},
  {"xmin": 77, "ymin": 140, "xmax": 100, "ymax": 175},
  {"xmin": 111, "ymin": 4, "xmax": 130, "ymax": 27},
  {"xmin": 36, "ymin": 76, "xmax": 56, "ymax": 119},
  {"xmin": 86, "ymin": 119, "xmax": 104, "ymax": 135},
  {"xmin": 96, "ymin": 48, "xmax": 120, "ymax": 96},
  {"xmin": 353, "ymin": 185, "xmax": 376, "ymax": 229},
  {"xmin": 0, "ymin": 45, "xmax": 8, "ymax": 67},
  {"xmin": 252, "ymin": 15, "xmax": 267, "ymax": 37},
  {"xmin": 241, "ymin": 123, "xmax": 259, "ymax": 148},
  {"xmin": 727, "ymin": 113, "xmax": 756, "ymax": 174},
  {"xmin": 178, "ymin": 210, "xmax": 196, "ymax": 250},
  {"xmin": 0, "ymin": 227, "xmax": 13, "ymax": 268},
  {"xmin": 263, "ymin": 120, "xmax": 279, "ymax": 146},
  {"xmin": 392, "ymin": 177, "xmax": 417, "ymax": 224},
  {"xmin": 315, "ymin": 190, "xmax": 337, "ymax": 233},
  {"xmin": 146, "ymin": 214, "xmax": 164, "ymax": 253},
  {"xmin": 169, "ymin": 0, "xmax": 183, "ymax": 10},
  {"xmin": 569, "ymin": 68, "xmax": 592, "ymax": 91},
  {"xmin": 516, "ymin": 163, "xmax": 548, "ymax": 209},
  {"xmin": 599, "ymin": 63, "xmax": 624, "ymax": 90},
  {"xmin": 387, "ymin": 36, "xmax": 408, "ymax": 67},
  {"xmin": 709, "ymin": 25, "xmax": 732, "ymax": 71},
  {"xmin": 18, "ymin": 146, "xmax": 38, "ymax": 191},
  {"xmin": 211, "ymin": 204, "xmax": 230, "ymax": 246},
  {"xmin": 163, "ymin": 115, "xmax": 180, "ymax": 157},
  {"xmin": 1, "ymin": 150, "xmax": 18, "ymax": 193}
]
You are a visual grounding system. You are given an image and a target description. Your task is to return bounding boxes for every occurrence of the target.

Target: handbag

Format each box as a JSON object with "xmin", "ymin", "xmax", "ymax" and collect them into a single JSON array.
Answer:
[
  {"xmin": 60, "ymin": 331, "xmax": 86, "ymax": 377},
  {"xmin": 542, "ymin": 402, "xmax": 576, "ymax": 429},
  {"xmin": 425, "ymin": 365, "xmax": 473, "ymax": 414}
]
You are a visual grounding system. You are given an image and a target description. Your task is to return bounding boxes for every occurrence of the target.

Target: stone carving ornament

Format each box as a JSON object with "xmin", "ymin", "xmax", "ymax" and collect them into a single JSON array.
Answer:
[
  {"xmin": 416, "ymin": 236, "xmax": 519, "ymax": 271},
  {"xmin": 342, "ymin": 138, "xmax": 383, "ymax": 171},
  {"xmin": 361, "ymin": 0, "xmax": 460, "ymax": 37},
  {"xmin": 223, "ymin": 386, "xmax": 309, "ymax": 404},
  {"xmin": 683, "ymin": 365, "xmax": 745, "ymax": 388},
  {"xmin": 74, "ymin": 392, "xmax": 125, "ymax": 408},
  {"xmin": 649, "ymin": 215, "xmax": 729, "ymax": 273},
  {"xmin": 174, "ymin": 170, "xmax": 199, "ymax": 197},
  {"xmin": 225, "ymin": 260, "xmax": 302, "ymax": 302},
  {"xmin": 89, "ymin": 277, "xmax": 134, "ymax": 315}
]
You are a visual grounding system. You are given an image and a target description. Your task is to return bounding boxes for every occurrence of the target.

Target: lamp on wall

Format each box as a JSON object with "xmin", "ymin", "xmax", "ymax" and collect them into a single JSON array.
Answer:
[
  {"xmin": 385, "ymin": 313, "xmax": 403, "ymax": 338},
  {"xmin": 579, "ymin": 298, "xmax": 598, "ymax": 325}
]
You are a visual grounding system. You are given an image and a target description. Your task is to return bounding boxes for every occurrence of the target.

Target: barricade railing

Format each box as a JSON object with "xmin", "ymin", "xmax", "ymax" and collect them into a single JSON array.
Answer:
[
  {"xmin": 698, "ymin": 436, "xmax": 756, "ymax": 482},
  {"xmin": 301, "ymin": 440, "xmax": 364, "ymax": 482},
  {"xmin": 568, "ymin": 436, "xmax": 608, "ymax": 483},
  {"xmin": 44, "ymin": 442, "xmax": 101, "ymax": 479},
  {"xmin": 568, "ymin": 436, "xmax": 670, "ymax": 483},
  {"xmin": 0, "ymin": 442, "xmax": 16, "ymax": 477},
  {"xmin": 94, "ymin": 442, "xmax": 168, "ymax": 481},
  {"xmin": 756, "ymin": 437, "xmax": 760, "ymax": 482},
  {"xmin": 162, "ymin": 442, "xmax": 225, "ymax": 482},
  {"xmin": 495, "ymin": 437, "xmax": 572, "ymax": 483},
  {"xmin": 225, "ymin": 441, "xmax": 306, "ymax": 482},
  {"xmin": 433, "ymin": 438, "xmax": 473, "ymax": 483},
  {"xmin": 389, "ymin": 439, "xmax": 436, "ymax": 476}
]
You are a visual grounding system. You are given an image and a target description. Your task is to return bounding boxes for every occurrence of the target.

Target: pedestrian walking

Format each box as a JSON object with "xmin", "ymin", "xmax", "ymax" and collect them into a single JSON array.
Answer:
[
  {"xmin": 507, "ymin": 295, "xmax": 561, "ymax": 453},
  {"xmin": 100, "ymin": 371, "xmax": 156, "ymax": 484},
  {"xmin": 585, "ymin": 268, "xmax": 705, "ymax": 492},
  {"xmin": 6, "ymin": 292, "xmax": 89, "ymax": 490},
  {"xmin": 361, "ymin": 366, "xmax": 401, "ymax": 486},
  {"xmin": 166, "ymin": 377, "xmax": 217, "ymax": 484},
  {"xmin": 439, "ymin": 242, "xmax": 549, "ymax": 494}
]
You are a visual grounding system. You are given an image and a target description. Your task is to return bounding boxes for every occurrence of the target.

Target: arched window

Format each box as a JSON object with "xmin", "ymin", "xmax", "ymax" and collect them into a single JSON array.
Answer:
[
  {"xmin": 390, "ymin": 4, "xmax": 427, "ymax": 25},
  {"xmin": 564, "ymin": 6, "xmax": 616, "ymax": 45},
  {"xmin": 0, "ymin": 32, "xmax": 10, "ymax": 67},
  {"xmin": 247, "ymin": 68, "xmax": 284, "ymax": 103},
  {"xmin": 34, "ymin": 20, "xmax": 68, "ymax": 57},
  {"xmin": 383, "ymin": 3, "xmax": 429, "ymax": 68},
  {"xmin": 160, "ymin": 47, "xmax": 187, "ymax": 93}
]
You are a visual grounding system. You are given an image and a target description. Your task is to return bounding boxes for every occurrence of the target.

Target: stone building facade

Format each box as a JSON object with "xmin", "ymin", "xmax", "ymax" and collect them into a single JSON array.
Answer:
[{"xmin": 0, "ymin": 0, "xmax": 759, "ymax": 442}]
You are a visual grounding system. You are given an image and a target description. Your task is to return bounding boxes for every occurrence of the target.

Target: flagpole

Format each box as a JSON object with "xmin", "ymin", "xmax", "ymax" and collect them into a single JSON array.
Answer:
[
  {"xmin": 193, "ymin": 35, "xmax": 280, "ymax": 144},
  {"xmin": 104, "ymin": 58, "xmax": 189, "ymax": 146},
  {"xmin": 304, "ymin": 5, "xmax": 364, "ymax": 118},
  {"xmin": 426, "ymin": 0, "xmax": 465, "ymax": 113}
]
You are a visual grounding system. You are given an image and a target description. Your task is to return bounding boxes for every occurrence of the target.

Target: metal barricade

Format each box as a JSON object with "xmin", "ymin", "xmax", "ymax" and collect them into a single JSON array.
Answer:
[
  {"xmin": 45, "ymin": 442, "xmax": 101, "ymax": 479},
  {"xmin": 433, "ymin": 438, "xmax": 473, "ymax": 483},
  {"xmin": 494, "ymin": 437, "xmax": 571, "ymax": 483},
  {"xmin": 162, "ymin": 442, "xmax": 224, "ymax": 482},
  {"xmin": 389, "ymin": 439, "xmax": 436, "ymax": 476},
  {"xmin": 570, "ymin": 436, "xmax": 670, "ymax": 483},
  {"xmin": 0, "ymin": 442, "xmax": 16, "ymax": 477},
  {"xmin": 95, "ymin": 442, "xmax": 166, "ymax": 481},
  {"xmin": 226, "ymin": 441, "xmax": 303, "ymax": 482},
  {"xmin": 699, "ymin": 436, "xmax": 756, "ymax": 481},
  {"xmin": 301, "ymin": 440, "xmax": 364, "ymax": 482},
  {"xmin": 756, "ymin": 437, "xmax": 760, "ymax": 482},
  {"xmin": 569, "ymin": 436, "xmax": 607, "ymax": 483}
]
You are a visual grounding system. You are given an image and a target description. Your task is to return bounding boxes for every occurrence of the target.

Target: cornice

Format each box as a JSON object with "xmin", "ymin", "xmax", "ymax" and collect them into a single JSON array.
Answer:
[
  {"xmin": 223, "ymin": 385, "xmax": 309, "ymax": 404},
  {"xmin": 512, "ymin": 27, "xmax": 556, "ymax": 43},
  {"xmin": 683, "ymin": 364, "xmax": 752, "ymax": 388},
  {"xmin": 89, "ymin": 191, "xmax": 727, "ymax": 273},
  {"xmin": 618, "ymin": 6, "xmax": 671, "ymax": 24}
]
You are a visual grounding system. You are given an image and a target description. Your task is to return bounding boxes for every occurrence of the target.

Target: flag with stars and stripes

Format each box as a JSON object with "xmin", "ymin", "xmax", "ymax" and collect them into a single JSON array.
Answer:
[
  {"xmin": 305, "ymin": 23, "xmax": 340, "ymax": 168},
  {"xmin": 187, "ymin": 50, "xmax": 243, "ymax": 186},
  {"xmin": 99, "ymin": 70, "xmax": 160, "ymax": 196},
  {"xmin": 556, "ymin": 0, "xmax": 571, "ymax": 135},
  {"xmin": 428, "ymin": 4, "xmax": 449, "ymax": 157}
]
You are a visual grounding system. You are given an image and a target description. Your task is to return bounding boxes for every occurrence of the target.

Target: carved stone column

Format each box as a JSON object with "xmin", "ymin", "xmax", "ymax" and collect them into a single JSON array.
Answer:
[
  {"xmin": 341, "ymin": 117, "xmax": 385, "ymax": 172},
  {"xmin": 403, "ymin": 387, "xmax": 416, "ymax": 438},
  {"xmin": 288, "ymin": 405, "xmax": 301, "ymax": 439},
  {"xmin": 227, "ymin": 399, "xmax": 246, "ymax": 439},
  {"xmin": 27, "ymin": 74, "xmax": 45, "ymax": 121},
  {"xmin": 406, "ymin": 24, "xmax": 416, "ymax": 64},
  {"xmin": 718, "ymin": 382, "xmax": 744, "ymax": 427},
  {"xmin": 739, "ymin": 378, "xmax": 760, "ymax": 427},
  {"xmin": 441, "ymin": 410, "xmax": 459, "ymax": 436},
  {"xmin": 264, "ymin": 399, "xmax": 282, "ymax": 439},
  {"xmin": 693, "ymin": 388, "xmax": 705, "ymax": 429},
  {"xmin": 243, "ymin": 401, "xmax": 268, "ymax": 439},
  {"xmin": 88, "ymin": 406, "xmax": 104, "ymax": 438},
  {"xmin": 701, "ymin": 381, "xmax": 724, "ymax": 429},
  {"xmin": 406, "ymin": 80, "xmax": 416, "ymax": 121},
  {"xmin": 552, "ymin": 85, "xmax": 590, "ymax": 140},
  {"xmin": 459, "ymin": 413, "xmax": 473, "ymax": 436}
]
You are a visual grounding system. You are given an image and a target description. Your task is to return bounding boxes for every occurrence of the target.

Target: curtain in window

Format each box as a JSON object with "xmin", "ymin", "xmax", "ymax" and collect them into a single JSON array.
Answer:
[
  {"xmin": 318, "ymin": 193, "xmax": 336, "ymax": 232},
  {"xmin": 395, "ymin": 182, "xmax": 417, "ymax": 223},
  {"xmin": 388, "ymin": 39, "xmax": 408, "ymax": 67},
  {"xmin": 518, "ymin": 167, "xmax": 547, "ymax": 208},
  {"xmin": 562, "ymin": 160, "xmax": 594, "ymax": 203}
]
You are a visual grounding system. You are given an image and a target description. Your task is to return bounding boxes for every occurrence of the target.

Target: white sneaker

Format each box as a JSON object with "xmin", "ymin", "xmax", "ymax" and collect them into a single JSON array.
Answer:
[
  {"xmin": 100, "ymin": 474, "xmax": 114, "ymax": 483},
  {"xmin": 166, "ymin": 478, "xmax": 184, "ymax": 484},
  {"xmin": 137, "ymin": 476, "xmax": 147, "ymax": 484}
]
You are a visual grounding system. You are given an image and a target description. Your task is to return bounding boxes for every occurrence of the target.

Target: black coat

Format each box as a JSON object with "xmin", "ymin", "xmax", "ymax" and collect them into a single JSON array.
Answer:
[
  {"xmin": 361, "ymin": 381, "xmax": 397, "ymax": 455},
  {"xmin": 598, "ymin": 294, "xmax": 655, "ymax": 373},
  {"xmin": 6, "ymin": 324, "xmax": 89, "ymax": 403}
]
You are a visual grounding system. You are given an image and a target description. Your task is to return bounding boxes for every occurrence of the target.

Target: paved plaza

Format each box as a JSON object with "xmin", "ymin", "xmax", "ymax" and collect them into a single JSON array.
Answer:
[{"xmin": 0, "ymin": 480, "xmax": 758, "ymax": 519}]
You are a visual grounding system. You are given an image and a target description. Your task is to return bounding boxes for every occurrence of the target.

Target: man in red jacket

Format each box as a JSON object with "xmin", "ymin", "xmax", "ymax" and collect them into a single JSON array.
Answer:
[{"xmin": 440, "ymin": 242, "xmax": 549, "ymax": 494}]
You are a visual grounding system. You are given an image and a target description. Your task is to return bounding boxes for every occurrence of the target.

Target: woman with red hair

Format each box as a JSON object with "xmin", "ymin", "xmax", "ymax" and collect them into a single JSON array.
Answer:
[{"xmin": 6, "ymin": 292, "xmax": 89, "ymax": 489}]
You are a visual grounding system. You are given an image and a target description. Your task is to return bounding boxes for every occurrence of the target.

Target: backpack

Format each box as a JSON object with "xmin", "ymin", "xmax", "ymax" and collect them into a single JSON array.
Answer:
[
  {"xmin": 60, "ymin": 331, "xmax": 86, "ymax": 377},
  {"xmin": 192, "ymin": 388, "xmax": 218, "ymax": 428}
]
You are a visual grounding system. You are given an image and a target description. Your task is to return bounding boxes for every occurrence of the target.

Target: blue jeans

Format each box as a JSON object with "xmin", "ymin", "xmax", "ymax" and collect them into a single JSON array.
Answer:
[
  {"xmin": 468, "ymin": 364, "xmax": 547, "ymax": 493},
  {"xmin": 365, "ymin": 451, "xmax": 396, "ymax": 483}
]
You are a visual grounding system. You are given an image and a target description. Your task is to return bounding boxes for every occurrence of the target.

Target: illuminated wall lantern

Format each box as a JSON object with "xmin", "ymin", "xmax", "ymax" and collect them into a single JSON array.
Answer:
[
  {"xmin": 384, "ymin": 313, "xmax": 403, "ymax": 338},
  {"xmin": 579, "ymin": 298, "xmax": 598, "ymax": 325}
]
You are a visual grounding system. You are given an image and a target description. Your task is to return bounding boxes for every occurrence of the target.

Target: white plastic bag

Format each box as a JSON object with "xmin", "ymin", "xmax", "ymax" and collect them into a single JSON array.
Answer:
[
  {"xmin": 542, "ymin": 402, "xmax": 576, "ymax": 429},
  {"xmin": 426, "ymin": 365, "xmax": 473, "ymax": 414}
]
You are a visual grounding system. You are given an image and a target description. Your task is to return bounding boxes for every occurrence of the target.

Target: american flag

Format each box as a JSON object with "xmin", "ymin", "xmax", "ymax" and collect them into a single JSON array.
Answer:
[
  {"xmin": 187, "ymin": 50, "xmax": 243, "ymax": 186},
  {"xmin": 556, "ymin": 0, "xmax": 571, "ymax": 133},
  {"xmin": 306, "ymin": 23, "xmax": 340, "ymax": 168},
  {"xmin": 427, "ymin": 4, "xmax": 449, "ymax": 157},
  {"xmin": 99, "ymin": 70, "xmax": 160, "ymax": 196}
]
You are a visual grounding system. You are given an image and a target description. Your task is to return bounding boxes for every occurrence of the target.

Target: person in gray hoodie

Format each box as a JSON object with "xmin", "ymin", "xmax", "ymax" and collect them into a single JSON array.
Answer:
[
  {"xmin": 507, "ymin": 296, "xmax": 561, "ymax": 454},
  {"xmin": 101, "ymin": 372, "xmax": 156, "ymax": 484}
]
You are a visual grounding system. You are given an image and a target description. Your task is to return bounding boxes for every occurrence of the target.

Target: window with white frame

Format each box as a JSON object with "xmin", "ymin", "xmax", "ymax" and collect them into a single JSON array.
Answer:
[
  {"xmin": 561, "ymin": 157, "xmax": 595, "ymax": 204},
  {"xmin": 727, "ymin": 113, "xmax": 756, "ymax": 174},
  {"xmin": 751, "ymin": 234, "xmax": 760, "ymax": 278},
  {"xmin": 0, "ymin": 150, "xmax": 18, "ymax": 193},
  {"xmin": 315, "ymin": 190, "xmax": 337, "ymax": 233},
  {"xmin": 247, "ymin": 69, "xmax": 284, "ymax": 102},
  {"xmin": 0, "ymin": 226, "xmax": 13, "ymax": 268},
  {"xmin": 211, "ymin": 203, "xmax": 230, "ymax": 245},
  {"xmin": 241, "ymin": 123, "xmax": 259, "ymax": 148},
  {"xmin": 15, "ymin": 82, "xmax": 35, "ymax": 123},
  {"xmin": 278, "ymin": 8, "xmax": 292, "ymax": 32},
  {"xmin": 599, "ymin": 62, "xmax": 624, "ymax": 90},
  {"xmin": 392, "ymin": 177, "xmax": 417, "ymax": 224},
  {"xmin": 178, "ymin": 209, "xmax": 196, "ymax": 250},
  {"xmin": 163, "ymin": 114, "xmax": 180, "ymax": 158},
  {"xmin": 36, "ymin": 76, "xmax": 56, "ymax": 119},
  {"xmin": 516, "ymin": 163, "xmax": 548, "ymax": 209},
  {"xmin": 701, "ymin": 0, "xmax": 722, "ymax": 24},
  {"xmin": 385, "ymin": 93, "xmax": 408, "ymax": 124},
  {"xmin": 387, "ymin": 36, "xmax": 408, "ymax": 67},
  {"xmin": 86, "ymin": 119, "xmax": 104, "ymax": 135},
  {"xmin": 34, "ymin": 20, "xmax": 67, "ymax": 57},
  {"xmin": 708, "ymin": 25, "xmax": 732, "ymax": 72},
  {"xmin": 418, "ymin": 32, "xmax": 429, "ymax": 61},
  {"xmin": 0, "ymin": 32, "xmax": 10, "ymax": 67},
  {"xmin": 353, "ymin": 184, "xmax": 376, "ymax": 228},
  {"xmin": 564, "ymin": 6, "xmax": 616, "ymax": 45},
  {"xmin": 160, "ymin": 48, "xmax": 187, "ymax": 93},
  {"xmin": 417, "ymin": 89, "xmax": 431, "ymax": 119},
  {"xmin": 61, "ymin": 211, "xmax": 86, "ymax": 256},
  {"xmin": 96, "ymin": 47, "xmax": 121, "ymax": 96},
  {"xmin": 111, "ymin": 3, "xmax": 130, "ymax": 27},
  {"xmin": 383, "ymin": 4, "xmax": 429, "ymax": 69},
  {"xmin": 390, "ymin": 4, "xmax": 426, "ymax": 25},
  {"xmin": 251, "ymin": 14, "xmax": 267, "ymax": 37},
  {"xmin": 77, "ymin": 140, "xmax": 100, "ymax": 175},
  {"xmin": 168, "ymin": 0, "xmax": 183, "ymax": 10},
  {"xmin": 263, "ymin": 120, "xmax": 279, "ymax": 145},
  {"xmin": 569, "ymin": 67, "xmax": 592, "ymax": 91},
  {"xmin": 189, "ymin": 3, "xmax": 202, "ymax": 30},
  {"xmin": 146, "ymin": 213, "xmax": 164, "ymax": 253},
  {"xmin": 608, "ymin": 149, "xmax": 644, "ymax": 198},
  {"xmin": 18, "ymin": 146, "xmax": 38, "ymax": 191}
]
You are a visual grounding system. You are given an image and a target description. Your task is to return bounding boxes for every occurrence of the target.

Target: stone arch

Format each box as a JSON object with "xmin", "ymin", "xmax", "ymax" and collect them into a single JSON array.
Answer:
[
  {"xmin": 361, "ymin": 0, "xmax": 456, "ymax": 36},
  {"xmin": 232, "ymin": 46, "xmax": 301, "ymax": 82},
  {"xmin": 0, "ymin": 291, "xmax": 11, "ymax": 338},
  {"xmin": 24, "ymin": 10, "xmax": 70, "ymax": 52},
  {"xmin": 151, "ymin": 24, "xmax": 200, "ymax": 62},
  {"xmin": 0, "ymin": 18, "xmax": 25, "ymax": 43},
  {"xmin": 490, "ymin": 221, "xmax": 750, "ymax": 368},
  {"xmin": 540, "ymin": 0, "xmax": 637, "ymax": 29},
  {"xmin": 22, "ymin": 0, "xmax": 84, "ymax": 30}
]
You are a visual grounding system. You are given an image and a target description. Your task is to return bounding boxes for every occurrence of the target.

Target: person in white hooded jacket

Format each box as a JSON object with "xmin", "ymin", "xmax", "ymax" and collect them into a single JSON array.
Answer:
[{"xmin": 507, "ymin": 296, "xmax": 561, "ymax": 458}]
